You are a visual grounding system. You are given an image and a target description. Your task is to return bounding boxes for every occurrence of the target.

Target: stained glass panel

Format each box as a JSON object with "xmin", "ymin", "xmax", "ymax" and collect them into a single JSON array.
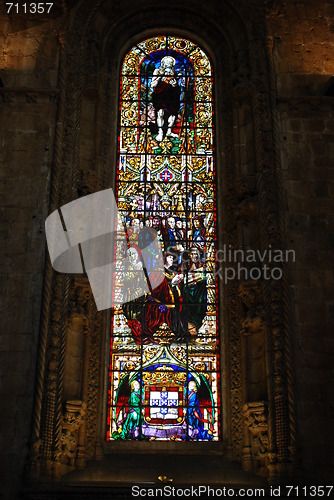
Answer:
[{"xmin": 107, "ymin": 36, "xmax": 220, "ymax": 442}]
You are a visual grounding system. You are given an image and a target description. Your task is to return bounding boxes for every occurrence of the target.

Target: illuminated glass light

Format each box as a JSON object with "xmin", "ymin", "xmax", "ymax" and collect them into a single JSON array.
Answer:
[{"xmin": 107, "ymin": 36, "xmax": 220, "ymax": 442}]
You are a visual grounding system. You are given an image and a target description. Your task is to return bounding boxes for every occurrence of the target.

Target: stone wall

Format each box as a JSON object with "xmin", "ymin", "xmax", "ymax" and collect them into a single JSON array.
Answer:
[
  {"xmin": 267, "ymin": 0, "xmax": 334, "ymax": 480},
  {"xmin": 0, "ymin": 10, "xmax": 61, "ymax": 498}
]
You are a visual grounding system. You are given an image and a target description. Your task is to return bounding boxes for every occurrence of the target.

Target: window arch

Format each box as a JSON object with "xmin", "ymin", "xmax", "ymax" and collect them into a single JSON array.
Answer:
[
  {"xmin": 107, "ymin": 36, "xmax": 221, "ymax": 442},
  {"xmin": 24, "ymin": 1, "xmax": 297, "ymax": 485}
]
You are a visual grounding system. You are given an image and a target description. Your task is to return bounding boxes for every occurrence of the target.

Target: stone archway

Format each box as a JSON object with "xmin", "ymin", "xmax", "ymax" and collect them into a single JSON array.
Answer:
[{"xmin": 25, "ymin": 0, "xmax": 296, "ymax": 489}]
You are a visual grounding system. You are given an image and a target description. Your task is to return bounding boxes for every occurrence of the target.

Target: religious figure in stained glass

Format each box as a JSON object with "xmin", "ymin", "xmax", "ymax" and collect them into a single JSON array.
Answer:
[
  {"xmin": 150, "ymin": 56, "xmax": 181, "ymax": 142},
  {"xmin": 112, "ymin": 380, "xmax": 143, "ymax": 440},
  {"xmin": 185, "ymin": 380, "xmax": 213, "ymax": 441},
  {"xmin": 107, "ymin": 36, "xmax": 220, "ymax": 442}
]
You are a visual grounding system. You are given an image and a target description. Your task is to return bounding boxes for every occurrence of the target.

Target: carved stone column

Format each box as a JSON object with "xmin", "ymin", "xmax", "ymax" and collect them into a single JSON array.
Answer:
[
  {"xmin": 243, "ymin": 401, "xmax": 269, "ymax": 476},
  {"xmin": 239, "ymin": 280, "xmax": 266, "ymax": 337},
  {"xmin": 57, "ymin": 401, "xmax": 87, "ymax": 476}
]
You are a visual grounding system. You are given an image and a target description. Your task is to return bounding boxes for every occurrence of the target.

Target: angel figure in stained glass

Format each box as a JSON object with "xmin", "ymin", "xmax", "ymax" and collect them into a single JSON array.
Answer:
[
  {"xmin": 185, "ymin": 380, "xmax": 213, "ymax": 441},
  {"xmin": 113, "ymin": 380, "xmax": 143, "ymax": 440}
]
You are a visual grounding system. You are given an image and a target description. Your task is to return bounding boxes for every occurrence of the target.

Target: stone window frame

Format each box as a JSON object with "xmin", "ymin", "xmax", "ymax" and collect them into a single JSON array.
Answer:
[{"xmin": 25, "ymin": 0, "xmax": 296, "ymax": 486}]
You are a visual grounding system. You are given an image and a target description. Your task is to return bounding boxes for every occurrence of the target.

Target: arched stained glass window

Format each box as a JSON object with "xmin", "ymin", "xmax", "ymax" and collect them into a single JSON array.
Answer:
[{"xmin": 107, "ymin": 36, "xmax": 220, "ymax": 441}]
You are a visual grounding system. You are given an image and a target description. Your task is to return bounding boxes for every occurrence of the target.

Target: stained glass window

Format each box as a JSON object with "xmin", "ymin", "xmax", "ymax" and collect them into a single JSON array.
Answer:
[{"xmin": 107, "ymin": 36, "xmax": 220, "ymax": 441}]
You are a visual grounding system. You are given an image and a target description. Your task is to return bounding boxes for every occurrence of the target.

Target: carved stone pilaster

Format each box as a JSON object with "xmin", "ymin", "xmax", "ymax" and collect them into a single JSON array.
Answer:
[
  {"xmin": 232, "ymin": 49, "xmax": 252, "ymax": 104},
  {"xmin": 223, "ymin": 111, "xmax": 244, "ymax": 459},
  {"xmin": 235, "ymin": 174, "xmax": 257, "ymax": 200},
  {"xmin": 235, "ymin": 197, "xmax": 259, "ymax": 222},
  {"xmin": 68, "ymin": 279, "xmax": 91, "ymax": 328},
  {"xmin": 37, "ymin": 274, "xmax": 70, "ymax": 481},
  {"xmin": 85, "ymin": 31, "xmax": 100, "ymax": 89},
  {"xmin": 243, "ymin": 401, "xmax": 268, "ymax": 476},
  {"xmin": 234, "ymin": 175, "xmax": 259, "ymax": 222},
  {"xmin": 58, "ymin": 401, "xmax": 87, "ymax": 473},
  {"xmin": 86, "ymin": 306, "xmax": 102, "ymax": 459},
  {"xmin": 233, "ymin": 50, "xmax": 251, "ymax": 86}
]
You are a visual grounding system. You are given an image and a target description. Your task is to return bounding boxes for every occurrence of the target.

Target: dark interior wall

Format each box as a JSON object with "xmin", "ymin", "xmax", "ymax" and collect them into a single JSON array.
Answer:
[
  {"xmin": 0, "ymin": 9, "xmax": 62, "ymax": 499},
  {"xmin": 0, "ymin": 0, "xmax": 333, "ymax": 498},
  {"xmin": 267, "ymin": 0, "xmax": 334, "ymax": 479}
]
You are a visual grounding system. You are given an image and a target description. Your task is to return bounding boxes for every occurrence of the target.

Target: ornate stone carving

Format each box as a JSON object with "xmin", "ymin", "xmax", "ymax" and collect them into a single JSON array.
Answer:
[
  {"xmin": 0, "ymin": 88, "xmax": 59, "ymax": 104},
  {"xmin": 0, "ymin": 90, "xmax": 15, "ymax": 103},
  {"xmin": 235, "ymin": 197, "xmax": 259, "ymax": 222},
  {"xmin": 58, "ymin": 400, "xmax": 87, "ymax": 470},
  {"xmin": 235, "ymin": 174, "xmax": 257, "ymax": 200},
  {"xmin": 68, "ymin": 279, "xmax": 91, "ymax": 328},
  {"xmin": 232, "ymin": 50, "xmax": 250, "ymax": 87},
  {"xmin": 85, "ymin": 305, "xmax": 102, "ymax": 460},
  {"xmin": 243, "ymin": 401, "xmax": 269, "ymax": 476},
  {"xmin": 37, "ymin": 274, "xmax": 69, "ymax": 479},
  {"xmin": 234, "ymin": 174, "xmax": 259, "ymax": 221},
  {"xmin": 26, "ymin": 92, "xmax": 38, "ymax": 103},
  {"xmin": 232, "ymin": 81, "xmax": 252, "ymax": 104},
  {"xmin": 24, "ymin": 438, "xmax": 42, "ymax": 482},
  {"xmin": 239, "ymin": 7, "xmax": 297, "ymax": 476},
  {"xmin": 85, "ymin": 31, "xmax": 100, "ymax": 88},
  {"xmin": 223, "ymin": 111, "xmax": 244, "ymax": 458},
  {"xmin": 239, "ymin": 281, "xmax": 266, "ymax": 336},
  {"xmin": 278, "ymin": 97, "xmax": 334, "ymax": 113},
  {"xmin": 232, "ymin": 50, "xmax": 251, "ymax": 104},
  {"xmin": 77, "ymin": 170, "xmax": 98, "ymax": 197}
]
